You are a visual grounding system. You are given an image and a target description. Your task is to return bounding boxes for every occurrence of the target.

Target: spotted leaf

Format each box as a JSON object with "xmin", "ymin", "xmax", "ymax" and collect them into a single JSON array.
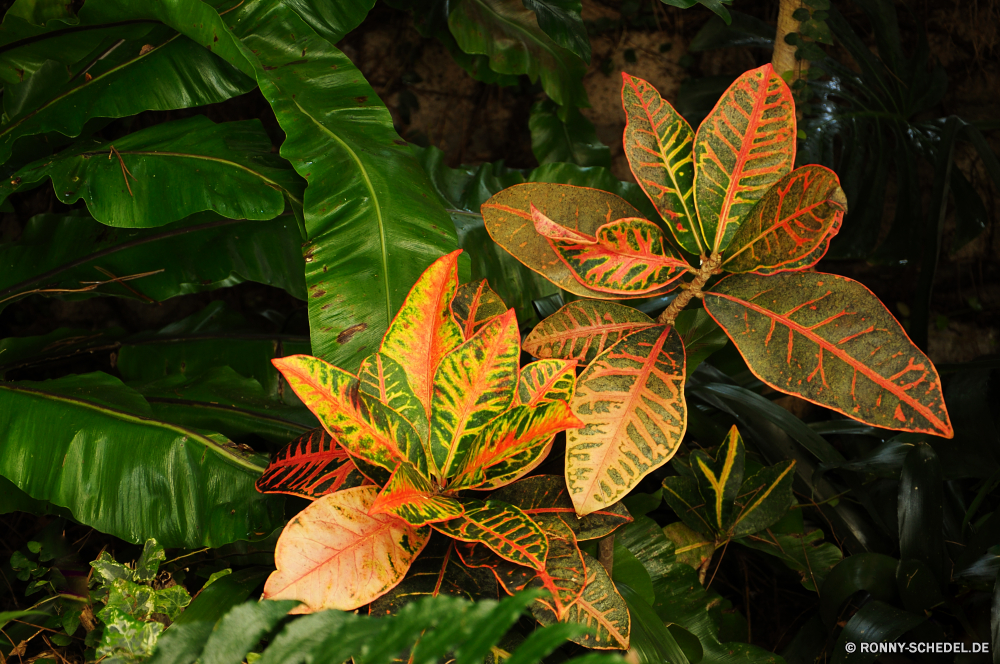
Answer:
[
  {"xmin": 702, "ymin": 272, "xmax": 953, "ymax": 437},
  {"xmin": 694, "ymin": 64, "xmax": 796, "ymax": 253},
  {"xmin": 721, "ymin": 166, "xmax": 847, "ymax": 274},
  {"xmin": 432, "ymin": 499, "xmax": 548, "ymax": 571},
  {"xmin": 255, "ymin": 428, "xmax": 370, "ymax": 500},
  {"xmin": 517, "ymin": 359, "xmax": 578, "ymax": 407},
  {"xmin": 359, "ymin": 352, "xmax": 428, "ymax": 442},
  {"xmin": 262, "ymin": 486, "xmax": 430, "ymax": 612},
  {"xmin": 532, "ymin": 207, "xmax": 689, "ymax": 295},
  {"xmin": 566, "ymin": 325, "xmax": 687, "ymax": 515},
  {"xmin": 622, "ymin": 72, "xmax": 701, "ymax": 255},
  {"xmin": 523, "ymin": 300, "xmax": 655, "ymax": 364},
  {"xmin": 369, "ymin": 463, "xmax": 464, "ymax": 526},
  {"xmin": 450, "ymin": 279, "xmax": 507, "ymax": 339}
]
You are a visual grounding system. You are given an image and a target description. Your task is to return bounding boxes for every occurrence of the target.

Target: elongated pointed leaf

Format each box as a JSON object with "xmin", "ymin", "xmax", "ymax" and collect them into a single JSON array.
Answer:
[
  {"xmin": 731, "ymin": 461, "xmax": 796, "ymax": 537},
  {"xmin": 721, "ymin": 166, "xmax": 847, "ymax": 274},
  {"xmin": 0, "ymin": 372, "xmax": 283, "ymax": 548},
  {"xmin": 693, "ymin": 64, "xmax": 796, "ymax": 253},
  {"xmin": 530, "ymin": 99, "xmax": 610, "ymax": 168},
  {"xmin": 1, "ymin": 116, "xmax": 303, "ymax": 228},
  {"xmin": 450, "ymin": 279, "xmax": 507, "ymax": 339},
  {"xmin": 256, "ymin": 428, "xmax": 370, "ymax": 500},
  {"xmin": 690, "ymin": 426, "xmax": 745, "ymax": 532},
  {"xmin": 661, "ymin": 475, "xmax": 714, "ymax": 535},
  {"xmin": 430, "ymin": 310, "xmax": 520, "ymax": 478},
  {"xmin": 533, "ymin": 208, "xmax": 689, "ymax": 295},
  {"xmin": 523, "ymin": 300, "xmax": 655, "ymax": 364},
  {"xmin": 489, "ymin": 475, "xmax": 633, "ymax": 541},
  {"xmin": 482, "ymin": 182, "xmax": 649, "ymax": 299},
  {"xmin": 621, "ymin": 72, "xmax": 701, "ymax": 255},
  {"xmin": 432, "ymin": 499, "xmax": 548, "ymax": 570},
  {"xmin": 567, "ymin": 325, "xmax": 687, "ymax": 515},
  {"xmin": 531, "ymin": 551, "xmax": 630, "ymax": 649},
  {"xmin": 702, "ymin": 272, "xmax": 953, "ymax": 437},
  {"xmin": 450, "ymin": 401, "xmax": 582, "ymax": 490},
  {"xmin": 263, "ymin": 486, "xmax": 430, "ymax": 612},
  {"xmin": 673, "ymin": 308, "xmax": 729, "ymax": 376},
  {"xmin": 370, "ymin": 463, "xmax": 464, "ymax": 526},
  {"xmin": 517, "ymin": 359, "xmax": 577, "ymax": 407},
  {"xmin": 359, "ymin": 353, "xmax": 428, "ymax": 442},
  {"xmin": 454, "ymin": 542, "xmax": 536, "ymax": 596},
  {"xmin": 272, "ymin": 355, "xmax": 426, "ymax": 477}
]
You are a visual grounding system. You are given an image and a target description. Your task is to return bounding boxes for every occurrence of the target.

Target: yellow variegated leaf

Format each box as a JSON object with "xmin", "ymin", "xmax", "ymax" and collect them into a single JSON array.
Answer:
[
  {"xmin": 690, "ymin": 425, "xmax": 745, "ymax": 532},
  {"xmin": 523, "ymin": 299, "xmax": 656, "ymax": 364},
  {"xmin": 369, "ymin": 463, "xmax": 465, "ymax": 526},
  {"xmin": 359, "ymin": 352, "xmax": 428, "ymax": 443},
  {"xmin": 517, "ymin": 359, "xmax": 578, "ymax": 407},
  {"xmin": 566, "ymin": 326, "xmax": 687, "ymax": 515},
  {"xmin": 429, "ymin": 310, "xmax": 520, "ymax": 479},
  {"xmin": 273, "ymin": 355, "xmax": 426, "ymax": 478},
  {"xmin": 451, "ymin": 279, "xmax": 507, "ymax": 339},
  {"xmin": 432, "ymin": 499, "xmax": 548, "ymax": 571}
]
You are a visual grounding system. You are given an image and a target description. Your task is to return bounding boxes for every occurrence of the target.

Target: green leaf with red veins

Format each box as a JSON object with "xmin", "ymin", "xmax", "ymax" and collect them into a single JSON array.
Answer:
[
  {"xmin": 702, "ymin": 272, "xmax": 953, "ymax": 438},
  {"xmin": 530, "ymin": 550, "xmax": 631, "ymax": 649},
  {"xmin": 621, "ymin": 72, "xmax": 701, "ymax": 255},
  {"xmin": 450, "ymin": 279, "xmax": 508, "ymax": 339},
  {"xmin": 369, "ymin": 463, "xmax": 465, "ymax": 526},
  {"xmin": 566, "ymin": 326, "xmax": 687, "ymax": 515},
  {"xmin": 721, "ymin": 166, "xmax": 847, "ymax": 275},
  {"xmin": 516, "ymin": 359, "xmax": 578, "ymax": 407},
  {"xmin": 272, "ymin": 355, "xmax": 426, "ymax": 477},
  {"xmin": 432, "ymin": 499, "xmax": 549, "ymax": 570},
  {"xmin": 263, "ymin": 486, "xmax": 430, "ymax": 612},
  {"xmin": 449, "ymin": 401, "xmax": 582, "ymax": 490},
  {"xmin": 255, "ymin": 428, "xmax": 371, "ymax": 500},
  {"xmin": 523, "ymin": 300, "xmax": 655, "ymax": 364},
  {"xmin": 429, "ymin": 310, "xmax": 521, "ymax": 479},
  {"xmin": 481, "ymin": 182, "xmax": 650, "ymax": 299},
  {"xmin": 359, "ymin": 352, "xmax": 428, "ymax": 442},
  {"xmin": 489, "ymin": 475, "xmax": 633, "ymax": 541},
  {"xmin": 528, "ymin": 516, "xmax": 586, "ymax": 617},
  {"xmin": 532, "ymin": 206, "xmax": 689, "ymax": 295},
  {"xmin": 693, "ymin": 64, "xmax": 796, "ymax": 254},
  {"xmin": 380, "ymin": 250, "xmax": 464, "ymax": 434}
]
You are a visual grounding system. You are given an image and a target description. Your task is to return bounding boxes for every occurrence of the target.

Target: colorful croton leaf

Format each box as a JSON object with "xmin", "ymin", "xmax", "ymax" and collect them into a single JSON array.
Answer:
[
  {"xmin": 260, "ymin": 250, "xmax": 638, "ymax": 635},
  {"xmin": 483, "ymin": 63, "xmax": 952, "ymax": 515}
]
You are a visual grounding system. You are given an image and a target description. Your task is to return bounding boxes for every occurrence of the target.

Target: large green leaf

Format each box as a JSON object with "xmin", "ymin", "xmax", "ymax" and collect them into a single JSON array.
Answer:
[
  {"xmin": 0, "ymin": 211, "xmax": 307, "ymax": 314},
  {"xmin": 522, "ymin": 0, "xmax": 590, "ymax": 63},
  {"xmin": 0, "ymin": 372, "xmax": 284, "ymax": 548},
  {"xmin": 703, "ymin": 272, "xmax": 954, "ymax": 438},
  {"xmin": 0, "ymin": 116, "xmax": 304, "ymax": 228},
  {"xmin": 448, "ymin": 0, "xmax": 588, "ymax": 109},
  {"xmin": 530, "ymin": 99, "xmax": 610, "ymax": 168}
]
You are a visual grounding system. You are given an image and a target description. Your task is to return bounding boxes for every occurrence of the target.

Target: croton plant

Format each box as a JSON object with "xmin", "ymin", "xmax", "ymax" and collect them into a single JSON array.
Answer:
[{"xmin": 482, "ymin": 63, "xmax": 953, "ymax": 518}]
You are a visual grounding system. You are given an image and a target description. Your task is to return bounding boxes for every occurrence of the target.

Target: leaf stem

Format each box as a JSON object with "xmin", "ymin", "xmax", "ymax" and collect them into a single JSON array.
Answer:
[{"xmin": 657, "ymin": 253, "xmax": 721, "ymax": 325}]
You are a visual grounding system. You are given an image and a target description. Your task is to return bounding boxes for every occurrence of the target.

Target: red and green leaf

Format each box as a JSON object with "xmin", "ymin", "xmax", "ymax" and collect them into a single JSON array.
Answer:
[
  {"xmin": 432, "ymin": 499, "xmax": 549, "ymax": 571},
  {"xmin": 429, "ymin": 310, "xmax": 521, "ymax": 479},
  {"xmin": 528, "ymin": 516, "xmax": 586, "ymax": 617},
  {"xmin": 450, "ymin": 279, "xmax": 507, "ymax": 339},
  {"xmin": 523, "ymin": 300, "xmax": 655, "ymax": 364},
  {"xmin": 255, "ymin": 428, "xmax": 371, "ymax": 500},
  {"xmin": 566, "ymin": 326, "xmax": 687, "ymax": 515},
  {"xmin": 359, "ymin": 352, "xmax": 428, "ymax": 442},
  {"xmin": 454, "ymin": 542, "xmax": 535, "ymax": 595},
  {"xmin": 449, "ymin": 401, "xmax": 583, "ymax": 491},
  {"xmin": 621, "ymin": 72, "xmax": 701, "ymax": 255},
  {"xmin": 517, "ymin": 359, "xmax": 578, "ymax": 407},
  {"xmin": 721, "ymin": 166, "xmax": 847, "ymax": 274},
  {"xmin": 262, "ymin": 486, "xmax": 430, "ymax": 612},
  {"xmin": 489, "ymin": 475, "xmax": 633, "ymax": 541},
  {"xmin": 273, "ymin": 355, "xmax": 426, "ymax": 477},
  {"xmin": 369, "ymin": 462, "xmax": 465, "ymax": 526},
  {"xmin": 693, "ymin": 63, "xmax": 796, "ymax": 254},
  {"xmin": 481, "ymin": 182, "xmax": 648, "ymax": 299},
  {"xmin": 689, "ymin": 426, "xmax": 745, "ymax": 532},
  {"xmin": 379, "ymin": 249, "xmax": 464, "ymax": 429},
  {"xmin": 532, "ymin": 207, "xmax": 689, "ymax": 295},
  {"xmin": 531, "ymin": 551, "xmax": 630, "ymax": 650},
  {"xmin": 702, "ymin": 272, "xmax": 953, "ymax": 437}
]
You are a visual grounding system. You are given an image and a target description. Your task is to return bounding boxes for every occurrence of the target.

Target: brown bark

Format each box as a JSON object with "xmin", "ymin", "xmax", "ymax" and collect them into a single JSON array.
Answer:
[{"xmin": 772, "ymin": 0, "xmax": 809, "ymax": 83}]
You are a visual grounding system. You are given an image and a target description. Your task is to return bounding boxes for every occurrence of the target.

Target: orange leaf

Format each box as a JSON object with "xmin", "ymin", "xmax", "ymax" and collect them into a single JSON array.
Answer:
[
  {"xmin": 369, "ymin": 463, "xmax": 465, "ymax": 526},
  {"xmin": 256, "ymin": 428, "xmax": 371, "ymax": 500}
]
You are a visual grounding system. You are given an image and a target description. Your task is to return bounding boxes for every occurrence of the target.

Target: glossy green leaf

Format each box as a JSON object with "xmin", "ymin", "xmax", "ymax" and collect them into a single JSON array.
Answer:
[
  {"xmin": 898, "ymin": 443, "xmax": 945, "ymax": 581},
  {"xmin": 530, "ymin": 99, "xmax": 610, "ymax": 168},
  {"xmin": 0, "ymin": 212, "xmax": 307, "ymax": 314},
  {"xmin": 517, "ymin": 359, "xmax": 577, "ymax": 407},
  {"xmin": 832, "ymin": 600, "xmax": 924, "ymax": 664},
  {"xmin": 721, "ymin": 166, "xmax": 847, "ymax": 274},
  {"xmin": 621, "ymin": 72, "xmax": 700, "ymax": 255},
  {"xmin": 448, "ymin": 0, "xmax": 588, "ymax": 109},
  {"xmin": 451, "ymin": 279, "xmax": 508, "ymax": 339},
  {"xmin": 693, "ymin": 64, "xmax": 796, "ymax": 253},
  {"xmin": 482, "ymin": 183, "xmax": 649, "ymax": 299},
  {"xmin": 672, "ymin": 308, "xmax": 728, "ymax": 376},
  {"xmin": 739, "ymin": 521, "xmax": 842, "ymax": 592},
  {"xmin": 703, "ymin": 272, "xmax": 954, "ymax": 437},
  {"xmin": 1, "ymin": 116, "xmax": 303, "ymax": 228},
  {"xmin": 256, "ymin": 428, "xmax": 369, "ymax": 500},
  {"xmin": 819, "ymin": 553, "xmax": 899, "ymax": 626},
  {"xmin": 433, "ymin": 499, "xmax": 548, "ymax": 570},
  {"xmin": 729, "ymin": 460, "xmax": 795, "ymax": 537},
  {"xmin": 567, "ymin": 325, "xmax": 687, "ymax": 515},
  {"xmin": 661, "ymin": 475, "xmax": 713, "ymax": 536},
  {"xmin": 523, "ymin": 300, "xmax": 655, "ymax": 364},
  {"xmin": 0, "ymin": 372, "xmax": 284, "ymax": 548},
  {"xmin": 522, "ymin": 0, "xmax": 590, "ymax": 62},
  {"xmin": 370, "ymin": 463, "xmax": 465, "ymax": 526},
  {"xmin": 617, "ymin": 584, "xmax": 692, "ymax": 664},
  {"xmin": 895, "ymin": 558, "xmax": 943, "ymax": 613},
  {"xmin": 612, "ymin": 541, "xmax": 655, "ymax": 606}
]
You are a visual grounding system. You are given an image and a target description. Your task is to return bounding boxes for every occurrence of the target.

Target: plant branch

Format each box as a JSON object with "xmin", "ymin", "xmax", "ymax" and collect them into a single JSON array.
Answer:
[{"xmin": 657, "ymin": 253, "xmax": 721, "ymax": 325}]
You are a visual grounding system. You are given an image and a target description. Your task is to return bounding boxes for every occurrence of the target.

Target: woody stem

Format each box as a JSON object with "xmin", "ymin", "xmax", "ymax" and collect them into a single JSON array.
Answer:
[{"xmin": 657, "ymin": 253, "xmax": 722, "ymax": 326}]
